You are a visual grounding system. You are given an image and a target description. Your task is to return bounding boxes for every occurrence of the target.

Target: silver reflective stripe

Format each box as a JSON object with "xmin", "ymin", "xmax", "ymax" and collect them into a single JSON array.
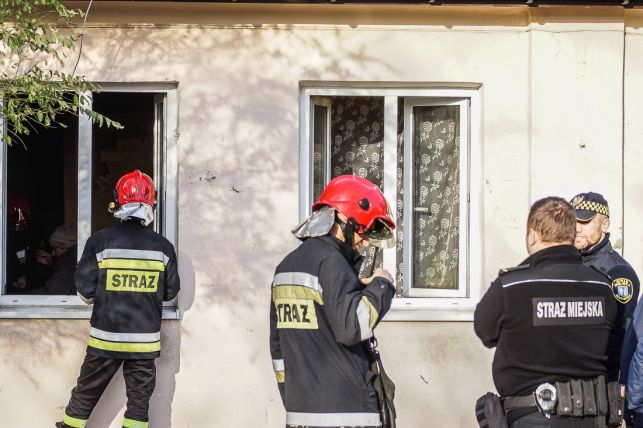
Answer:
[
  {"xmin": 356, "ymin": 300, "xmax": 374, "ymax": 341},
  {"xmin": 90, "ymin": 327, "xmax": 161, "ymax": 343},
  {"xmin": 502, "ymin": 279, "xmax": 611, "ymax": 289},
  {"xmin": 96, "ymin": 249, "xmax": 169, "ymax": 265},
  {"xmin": 286, "ymin": 412, "xmax": 381, "ymax": 427},
  {"xmin": 272, "ymin": 359, "xmax": 284, "ymax": 371},
  {"xmin": 272, "ymin": 272, "xmax": 323, "ymax": 293}
]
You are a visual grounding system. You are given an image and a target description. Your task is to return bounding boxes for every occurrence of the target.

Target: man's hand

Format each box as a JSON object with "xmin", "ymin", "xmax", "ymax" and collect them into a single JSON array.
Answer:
[
  {"xmin": 13, "ymin": 276, "xmax": 27, "ymax": 290},
  {"xmin": 35, "ymin": 249, "xmax": 53, "ymax": 267},
  {"xmin": 361, "ymin": 267, "xmax": 394, "ymax": 287}
]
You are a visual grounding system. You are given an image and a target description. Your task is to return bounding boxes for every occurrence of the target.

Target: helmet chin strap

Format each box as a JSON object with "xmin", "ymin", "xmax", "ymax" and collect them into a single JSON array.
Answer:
[{"xmin": 338, "ymin": 215, "xmax": 359, "ymax": 251}]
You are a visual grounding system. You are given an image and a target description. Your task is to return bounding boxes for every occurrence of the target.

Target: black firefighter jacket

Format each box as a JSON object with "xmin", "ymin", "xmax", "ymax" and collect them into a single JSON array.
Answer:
[
  {"xmin": 75, "ymin": 220, "xmax": 180, "ymax": 360},
  {"xmin": 270, "ymin": 235, "xmax": 395, "ymax": 428}
]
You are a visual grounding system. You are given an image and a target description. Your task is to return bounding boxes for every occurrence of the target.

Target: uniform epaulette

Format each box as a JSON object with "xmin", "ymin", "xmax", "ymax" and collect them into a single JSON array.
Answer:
[
  {"xmin": 589, "ymin": 264, "xmax": 612, "ymax": 282},
  {"xmin": 498, "ymin": 264, "xmax": 530, "ymax": 276}
]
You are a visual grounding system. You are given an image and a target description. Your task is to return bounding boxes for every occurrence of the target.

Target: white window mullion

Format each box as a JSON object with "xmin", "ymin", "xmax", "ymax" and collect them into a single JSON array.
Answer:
[
  {"xmin": 164, "ymin": 89, "xmax": 179, "ymax": 249},
  {"xmin": 77, "ymin": 91, "xmax": 93, "ymax": 260},
  {"xmin": 383, "ymin": 96, "xmax": 398, "ymax": 282}
]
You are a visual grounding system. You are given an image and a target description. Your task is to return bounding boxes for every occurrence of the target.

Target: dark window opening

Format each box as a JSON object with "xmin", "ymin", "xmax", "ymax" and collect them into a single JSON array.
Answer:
[
  {"xmin": 91, "ymin": 92, "xmax": 156, "ymax": 233},
  {"xmin": 5, "ymin": 109, "xmax": 77, "ymax": 295},
  {"xmin": 4, "ymin": 91, "xmax": 162, "ymax": 296}
]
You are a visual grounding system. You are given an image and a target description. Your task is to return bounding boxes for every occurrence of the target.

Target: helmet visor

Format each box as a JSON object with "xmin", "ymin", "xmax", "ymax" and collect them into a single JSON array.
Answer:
[{"xmin": 362, "ymin": 217, "xmax": 395, "ymax": 248}]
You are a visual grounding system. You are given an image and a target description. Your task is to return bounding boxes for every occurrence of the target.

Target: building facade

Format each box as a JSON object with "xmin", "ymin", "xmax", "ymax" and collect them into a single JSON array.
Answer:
[{"xmin": 1, "ymin": 2, "xmax": 642, "ymax": 427}]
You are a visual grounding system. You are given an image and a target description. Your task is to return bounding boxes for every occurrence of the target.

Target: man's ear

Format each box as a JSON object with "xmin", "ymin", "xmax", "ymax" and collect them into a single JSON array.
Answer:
[
  {"xmin": 601, "ymin": 217, "xmax": 610, "ymax": 233},
  {"xmin": 527, "ymin": 228, "xmax": 537, "ymax": 246}
]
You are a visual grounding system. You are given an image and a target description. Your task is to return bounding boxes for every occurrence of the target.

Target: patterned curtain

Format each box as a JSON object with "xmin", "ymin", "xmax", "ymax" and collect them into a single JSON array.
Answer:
[
  {"xmin": 329, "ymin": 97, "xmax": 384, "ymax": 277},
  {"xmin": 314, "ymin": 97, "xmax": 461, "ymax": 290},
  {"xmin": 397, "ymin": 104, "xmax": 460, "ymax": 291}
]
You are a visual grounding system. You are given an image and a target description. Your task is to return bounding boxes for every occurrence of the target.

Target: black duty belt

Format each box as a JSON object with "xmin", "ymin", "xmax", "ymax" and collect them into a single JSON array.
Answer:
[
  {"xmin": 502, "ymin": 395, "xmax": 536, "ymax": 412},
  {"xmin": 501, "ymin": 376, "xmax": 625, "ymax": 428}
]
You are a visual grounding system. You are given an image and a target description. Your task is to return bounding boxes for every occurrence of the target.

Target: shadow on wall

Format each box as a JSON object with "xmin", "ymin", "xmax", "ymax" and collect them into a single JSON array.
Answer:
[
  {"xmin": 68, "ymin": 23, "xmax": 395, "ymax": 426},
  {"xmin": 73, "ymin": 23, "xmax": 399, "ymax": 313},
  {"xmin": 0, "ymin": 319, "xmax": 88, "ymax": 387},
  {"xmin": 85, "ymin": 252, "xmax": 196, "ymax": 427}
]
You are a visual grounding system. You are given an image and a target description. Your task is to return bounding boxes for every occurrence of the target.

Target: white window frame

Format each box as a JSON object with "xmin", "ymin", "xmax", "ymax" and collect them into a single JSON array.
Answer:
[
  {"xmin": 0, "ymin": 83, "xmax": 180, "ymax": 319},
  {"xmin": 299, "ymin": 82, "xmax": 483, "ymax": 321}
]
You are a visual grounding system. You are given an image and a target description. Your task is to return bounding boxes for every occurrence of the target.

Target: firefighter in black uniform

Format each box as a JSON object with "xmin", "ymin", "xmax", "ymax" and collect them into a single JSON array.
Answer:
[
  {"xmin": 56, "ymin": 170, "xmax": 180, "ymax": 428},
  {"xmin": 270, "ymin": 175, "xmax": 396, "ymax": 428},
  {"xmin": 474, "ymin": 197, "xmax": 621, "ymax": 428}
]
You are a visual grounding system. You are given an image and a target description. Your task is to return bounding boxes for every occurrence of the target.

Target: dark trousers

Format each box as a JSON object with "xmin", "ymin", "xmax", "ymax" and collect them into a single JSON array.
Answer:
[
  {"xmin": 62, "ymin": 353, "xmax": 156, "ymax": 427},
  {"xmin": 510, "ymin": 412, "xmax": 597, "ymax": 428},
  {"xmin": 627, "ymin": 408, "xmax": 643, "ymax": 428}
]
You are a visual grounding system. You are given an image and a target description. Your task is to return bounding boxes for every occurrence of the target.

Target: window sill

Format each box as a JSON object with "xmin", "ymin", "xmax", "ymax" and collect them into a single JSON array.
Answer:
[
  {"xmin": 0, "ymin": 295, "xmax": 181, "ymax": 319},
  {"xmin": 0, "ymin": 305, "xmax": 181, "ymax": 320},
  {"xmin": 383, "ymin": 298, "xmax": 476, "ymax": 321}
]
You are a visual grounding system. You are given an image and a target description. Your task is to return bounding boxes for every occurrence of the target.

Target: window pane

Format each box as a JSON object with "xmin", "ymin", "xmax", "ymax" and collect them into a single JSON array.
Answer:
[
  {"xmin": 91, "ymin": 93, "xmax": 156, "ymax": 233},
  {"xmin": 330, "ymin": 97, "xmax": 384, "ymax": 185},
  {"xmin": 412, "ymin": 105, "xmax": 460, "ymax": 290},
  {"xmin": 312, "ymin": 104, "xmax": 328, "ymax": 202},
  {"xmin": 328, "ymin": 96, "xmax": 384, "ymax": 276}
]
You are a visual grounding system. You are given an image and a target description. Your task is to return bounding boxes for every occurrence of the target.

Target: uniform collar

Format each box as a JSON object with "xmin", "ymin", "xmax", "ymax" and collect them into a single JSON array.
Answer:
[
  {"xmin": 318, "ymin": 235, "xmax": 363, "ymax": 268},
  {"xmin": 522, "ymin": 244, "xmax": 582, "ymax": 268},
  {"xmin": 581, "ymin": 233, "xmax": 611, "ymax": 257},
  {"xmin": 118, "ymin": 219, "xmax": 146, "ymax": 228}
]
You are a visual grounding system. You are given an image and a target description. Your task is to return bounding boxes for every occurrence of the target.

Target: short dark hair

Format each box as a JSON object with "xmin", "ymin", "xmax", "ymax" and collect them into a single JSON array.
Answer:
[{"xmin": 527, "ymin": 197, "xmax": 576, "ymax": 244}]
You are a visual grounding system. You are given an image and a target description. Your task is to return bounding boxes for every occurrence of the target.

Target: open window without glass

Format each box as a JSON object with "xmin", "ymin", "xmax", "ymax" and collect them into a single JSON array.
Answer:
[{"xmin": 0, "ymin": 85, "xmax": 178, "ymax": 318}]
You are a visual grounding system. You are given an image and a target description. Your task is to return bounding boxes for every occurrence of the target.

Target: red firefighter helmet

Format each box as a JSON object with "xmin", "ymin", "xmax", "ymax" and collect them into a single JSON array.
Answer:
[
  {"xmin": 114, "ymin": 170, "xmax": 156, "ymax": 207},
  {"xmin": 313, "ymin": 175, "xmax": 395, "ymax": 240},
  {"xmin": 7, "ymin": 192, "xmax": 31, "ymax": 231}
]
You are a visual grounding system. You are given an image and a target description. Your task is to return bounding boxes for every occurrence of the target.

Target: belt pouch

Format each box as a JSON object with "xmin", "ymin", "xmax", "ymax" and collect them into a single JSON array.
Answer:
[
  {"xmin": 595, "ymin": 376, "xmax": 608, "ymax": 416},
  {"xmin": 475, "ymin": 393, "xmax": 508, "ymax": 428},
  {"xmin": 594, "ymin": 376, "xmax": 608, "ymax": 428},
  {"xmin": 556, "ymin": 381, "xmax": 573, "ymax": 416},
  {"xmin": 581, "ymin": 379, "xmax": 597, "ymax": 416},
  {"xmin": 571, "ymin": 379, "xmax": 584, "ymax": 417},
  {"xmin": 371, "ymin": 346, "xmax": 396, "ymax": 428},
  {"xmin": 606, "ymin": 382, "xmax": 624, "ymax": 427}
]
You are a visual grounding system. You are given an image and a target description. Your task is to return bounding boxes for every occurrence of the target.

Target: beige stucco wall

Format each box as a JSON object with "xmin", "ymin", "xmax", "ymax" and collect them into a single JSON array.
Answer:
[{"xmin": 0, "ymin": 3, "xmax": 639, "ymax": 427}]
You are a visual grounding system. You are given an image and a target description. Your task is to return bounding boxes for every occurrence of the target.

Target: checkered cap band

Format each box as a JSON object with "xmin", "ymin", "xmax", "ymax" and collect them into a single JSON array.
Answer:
[{"xmin": 574, "ymin": 200, "xmax": 609, "ymax": 217}]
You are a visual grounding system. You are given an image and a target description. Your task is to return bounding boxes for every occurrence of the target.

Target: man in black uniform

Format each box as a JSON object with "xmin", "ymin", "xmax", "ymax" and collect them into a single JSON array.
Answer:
[
  {"xmin": 6, "ymin": 192, "xmax": 51, "ymax": 293},
  {"xmin": 56, "ymin": 170, "xmax": 180, "ymax": 428},
  {"xmin": 571, "ymin": 192, "xmax": 640, "ymax": 374},
  {"xmin": 475, "ymin": 197, "xmax": 621, "ymax": 427},
  {"xmin": 270, "ymin": 175, "xmax": 396, "ymax": 428}
]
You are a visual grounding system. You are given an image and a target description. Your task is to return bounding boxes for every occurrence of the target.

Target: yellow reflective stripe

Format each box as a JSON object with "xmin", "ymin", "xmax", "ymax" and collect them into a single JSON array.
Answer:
[
  {"xmin": 361, "ymin": 296, "xmax": 379, "ymax": 329},
  {"xmin": 272, "ymin": 285, "xmax": 323, "ymax": 305},
  {"xmin": 88, "ymin": 337, "xmax": 160, "ymax": 353},
  {"xmin": 122, "ymin": 418, "xmax": 148, "ymax": 428},
  {"xmin": 98, "ymin": 259, "xmax": 165, "ymax": 271},
  {"xmin": 63, "ymin": 414, "xmax": 87, "ymax": 428},
  {"xmin": 275, "ymin": 370, "xmax": 285, "ymax": 383}
]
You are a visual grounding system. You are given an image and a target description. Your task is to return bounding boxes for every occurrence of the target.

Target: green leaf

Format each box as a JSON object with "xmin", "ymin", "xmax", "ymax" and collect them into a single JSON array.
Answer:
[{"xmin": 0, "ymin": 0, "xmax": 118, "ymax": 146}]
